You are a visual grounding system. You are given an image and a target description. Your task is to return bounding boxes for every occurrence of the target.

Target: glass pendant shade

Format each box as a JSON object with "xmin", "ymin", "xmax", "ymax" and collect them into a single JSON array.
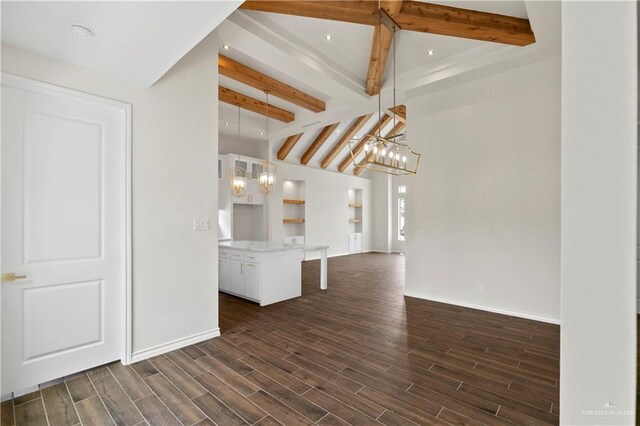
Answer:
[
  {"xmin": 230, "ymin": 166, "xmax": 248, "ymax": 197},
  {"xmin": 257, "ymin": 160, "xmax": 276, "ymax": 195}
]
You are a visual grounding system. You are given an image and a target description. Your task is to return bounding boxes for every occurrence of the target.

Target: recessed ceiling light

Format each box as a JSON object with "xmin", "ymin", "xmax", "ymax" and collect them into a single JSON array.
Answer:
[
  {"xmin": 336, "ymin": 129, "xmax": 341, "ymax": 133},
  {"xmin": 325, "ymin": 34, "xmax": 333, "ymax": 41},
  {"xmin": 224, "ymin": 122, "xmax": 229, "ymax": 126},
  {"xmin": 260, "ymin": 131, "xmax": 265, "ymax": 135},
  {"xmin": 223, "ymin": 44, "xmax": 230, "ymax": 50},
  {"xmin": 70, "ymin": 24, "xmax": 94, "ymax": 38},
  {"xmin": 427, "ymin": 49, "xmax": 436, "ymax": 56}
]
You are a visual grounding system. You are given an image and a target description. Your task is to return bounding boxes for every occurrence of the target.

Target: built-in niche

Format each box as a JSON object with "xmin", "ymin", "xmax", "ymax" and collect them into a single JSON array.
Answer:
[
  {"xmin": 282, "ymin": 180, "xmax": 305, "ymax": 244},
  {"xmin": 348, "ymin": 188, "xmax": 363, "ymax": 253}
]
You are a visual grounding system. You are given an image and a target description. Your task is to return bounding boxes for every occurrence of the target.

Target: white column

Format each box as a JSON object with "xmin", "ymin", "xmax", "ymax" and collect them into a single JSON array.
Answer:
[{"xmin": 561, "ymin": 2, "xmax": 637, "ymax": 424}]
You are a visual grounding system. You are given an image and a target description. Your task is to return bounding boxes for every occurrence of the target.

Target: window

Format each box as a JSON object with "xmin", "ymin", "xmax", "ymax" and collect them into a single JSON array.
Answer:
[
  {"xmin": 398, "ymin": 197, "xmax": 406, "ymax": 241},
  {"xmin": 398, "ymin": 185, "xmax": 407, "ymax": 194}
]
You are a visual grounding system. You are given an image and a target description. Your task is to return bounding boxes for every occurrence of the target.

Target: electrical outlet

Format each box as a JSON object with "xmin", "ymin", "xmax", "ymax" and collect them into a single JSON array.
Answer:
[
  {"xmin": 193, "ymin": 219, "xmax": 210, "ymax": 231},
  {"xmin": 479, "ymin": 283, "xmax": 486, "ymax": 292}
]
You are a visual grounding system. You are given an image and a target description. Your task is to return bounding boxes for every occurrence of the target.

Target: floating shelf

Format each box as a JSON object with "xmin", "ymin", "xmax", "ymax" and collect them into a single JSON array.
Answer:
[
  {"xmin": 349, "ymin": 203, "xmax": 362, "ymax": 208},
  {"xmin": 283, "ymin": 219, "xmax": 305, "ymax": 224},
  {"xmin": 284, "ymin": 199, "xmax": 305, "ymax": 205},
  {"xmin": 350, "ymin": 219, "xmax": 363, "ymax": 224}
]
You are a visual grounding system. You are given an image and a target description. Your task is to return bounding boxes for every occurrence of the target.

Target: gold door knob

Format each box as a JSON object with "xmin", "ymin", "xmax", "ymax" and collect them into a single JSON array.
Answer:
[{"xmin": 2, "ymin": 272, "xmax": 27, "ymax": 283}]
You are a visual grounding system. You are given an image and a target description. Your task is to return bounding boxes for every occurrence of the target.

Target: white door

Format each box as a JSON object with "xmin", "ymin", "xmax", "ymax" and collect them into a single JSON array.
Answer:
[{"xmin": 1, "ymin": 75, "xmax": 130, "ymax": 393}]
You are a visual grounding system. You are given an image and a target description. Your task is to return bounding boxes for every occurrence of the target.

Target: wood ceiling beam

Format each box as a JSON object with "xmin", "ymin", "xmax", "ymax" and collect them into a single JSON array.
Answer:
[
  {"xmin": 353, "ymin": 120, "xmax": 406, "ymax": 175},
  {"xmin": 301, "ymin": 123, "xmax": 340, "ymax": 165},
  {"xmin": 219, "ymin": 86, "xmax": 295, "ymax": 123},
  {"xmin": 366, "ymin": 2, "xmax": 403, "ymax": 96},
  {"xmin": 394, "ymin": 1, "xmax": 535, "ymax": 46},
  {"xmin": 239, "ymin": 1, "xmax": 380, "ymax": 26},
  {"xmin": 240, "ymin": 1, "xmax": 535, "ymax": 46},
  {"xmin": 219, "ymin": 55, "xmax": 326, "ymax": 113},
  {"xmin": 320, "ymin": 113, "xmax": 373, "ymax": 169},
  {"xmin": 277, "ymin": 133, "xmax": 304, "ymax": 161},
  {"xmin": 337, "ymin": 114, "xmax": 393, "ymax": 173},
  {"xmin": 388, "ymin": 104, "xmax": 406, "ymax": 123}
]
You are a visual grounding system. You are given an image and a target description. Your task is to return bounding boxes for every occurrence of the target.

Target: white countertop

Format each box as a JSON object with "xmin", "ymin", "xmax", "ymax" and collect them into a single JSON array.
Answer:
[{"xmin": 219, "ymin": 240, "xmax": 328, "ymax": 253}]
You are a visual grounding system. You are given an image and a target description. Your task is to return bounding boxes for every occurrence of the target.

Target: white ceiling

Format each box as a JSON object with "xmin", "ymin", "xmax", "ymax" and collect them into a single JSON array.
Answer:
[
  {"xmin": 216, "ymin": 1, "xmax": 560, "ymax": 174},
  {"xmin": 1, "ymin": 1, "xmax": 241, "ymax": 86},
  {"xmin": 1, "ymin": 1, "xmax": 560, "ymax": 176}
]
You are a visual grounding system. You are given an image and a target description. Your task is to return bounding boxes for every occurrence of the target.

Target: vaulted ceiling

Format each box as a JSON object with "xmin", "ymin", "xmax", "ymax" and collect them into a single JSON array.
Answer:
[{"xmin": 216, "ymin": 1, "xmax": 560, "ymax": 175}]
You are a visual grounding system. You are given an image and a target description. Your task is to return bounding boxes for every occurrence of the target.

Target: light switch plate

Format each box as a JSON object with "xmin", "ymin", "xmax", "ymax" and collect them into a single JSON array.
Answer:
[{"xmin": 193, "ymin": 219, "xmax": 211, "ymax": 231}]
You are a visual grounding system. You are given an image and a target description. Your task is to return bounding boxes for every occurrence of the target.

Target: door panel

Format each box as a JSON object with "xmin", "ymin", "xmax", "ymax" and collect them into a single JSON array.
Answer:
[
  {"xmin": 24, "ymin": 112, "xmax": 103, "ymax": 263},
  {"xmin": 24, "ymin": 280, "xmax": 103, "ymax": 360},
  {"xmin": 1, "ymin": 75, "xmax": 129, "ymax": 393},
  {"xmin": 244, "ymin": 262, "xmax": 260, "ymax": 300},
  {"xmin": 230, "ymin": 259, "xmax": 244, "ymax": 295}
]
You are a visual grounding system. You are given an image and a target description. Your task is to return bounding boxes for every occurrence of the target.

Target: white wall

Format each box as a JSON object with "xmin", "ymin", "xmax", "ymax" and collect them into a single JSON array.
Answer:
[
  {"xmin": 560, "ymin": 2, "xmax": 637, "ymax": 424},
  {"xmin": 404, "ymin": 56, "xmax": 561, "ymax": 323},
  {"xmin": 268, "ymin": 162, "xmax": 372, "ymax": 258},
  {"xmin": 2, "ymin": 37, "xmax": 221, "ymax": 357},
  {"xmin": 371, "ymin": 173, "xmax": 391, "ymax": 253},
  {"xmin": 219, "ymin": 134, "xmax": 267, "ymax": 159}
]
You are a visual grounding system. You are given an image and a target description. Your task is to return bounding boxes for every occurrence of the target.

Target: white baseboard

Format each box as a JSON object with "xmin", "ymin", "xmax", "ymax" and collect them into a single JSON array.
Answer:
[
  {"xmin": 130, "ymin": 328, "xmax": 220, "ymax": 363},
  {"xmin": 404, "ymin": 290, "xmax": 561, "ymax": 325}
]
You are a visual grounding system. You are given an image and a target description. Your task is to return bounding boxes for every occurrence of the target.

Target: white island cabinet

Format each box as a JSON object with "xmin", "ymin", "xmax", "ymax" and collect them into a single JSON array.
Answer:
[{"xmin": 218, "ymin": 241, "xmax": 304, "ymax": 306}]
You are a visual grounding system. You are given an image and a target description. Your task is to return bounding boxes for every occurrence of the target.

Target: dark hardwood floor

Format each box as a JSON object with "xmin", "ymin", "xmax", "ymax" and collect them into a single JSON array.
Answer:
[{"xmin": 1, "ymin": 253, "xmax": 560, "ymax": 425}]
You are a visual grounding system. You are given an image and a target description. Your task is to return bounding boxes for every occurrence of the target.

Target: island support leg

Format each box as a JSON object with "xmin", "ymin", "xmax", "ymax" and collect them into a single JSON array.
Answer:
[{"xmin": 320, "ymin": 248, "xmax": 327, "ymax": 290}]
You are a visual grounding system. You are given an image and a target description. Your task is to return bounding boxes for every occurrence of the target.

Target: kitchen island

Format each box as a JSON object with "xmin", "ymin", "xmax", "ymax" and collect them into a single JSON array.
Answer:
[{"xmin": 218, "ymin": 241, "xmax": 328, "ymax": 306}]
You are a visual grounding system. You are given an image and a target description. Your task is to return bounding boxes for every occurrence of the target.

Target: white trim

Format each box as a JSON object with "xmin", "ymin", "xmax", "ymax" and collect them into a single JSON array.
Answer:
[
  {"xmin": 130, "ymin": 329, "xmax": 221, "ymax": 363},
  {"xmin": 637, "ymin": 299, "xmax": 640, "ymax": 314},
  {"xmin": 1, "ymin": 73, "xmax": 134, "ymax": 365},
  {"xmin": 404, "ymin": 290, "xmax": 561, "ymax": 325}
]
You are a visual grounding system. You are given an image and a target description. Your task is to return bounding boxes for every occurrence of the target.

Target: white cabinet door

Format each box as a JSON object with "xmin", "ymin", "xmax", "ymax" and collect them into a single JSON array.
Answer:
[
  {"xmin": 218, "ymin": 258, "xmax": 230, "ymax": 291},
  {"xmin": 348, "ymin": 233, "xmax": 363, "ymax": 253},
  {"xmin": 1, "ymin": 76, "xmax": 128, "ymax": 393},
  {"xmin": 355, "ymin": 233, "xmax": 363, "ymax": 252},
  {"xmin": 244, "ymin": 262, "xmax": 261, "ymax": 300},
  {"xmin": 230, "ymin": 259, "xmax": 244, "ymax": 295}
]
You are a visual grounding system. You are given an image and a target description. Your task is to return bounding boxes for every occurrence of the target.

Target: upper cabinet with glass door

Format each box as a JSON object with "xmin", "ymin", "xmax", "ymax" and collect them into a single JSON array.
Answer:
[{"xmin": 230, "ymin": 155, "xmax": 265, "ymax": 205}]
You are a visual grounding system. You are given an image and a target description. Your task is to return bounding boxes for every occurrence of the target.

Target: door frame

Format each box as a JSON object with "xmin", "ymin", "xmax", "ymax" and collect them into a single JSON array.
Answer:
[{"xmin": 1, "ymin": 73, "xmax": 133, "ymax": 367}]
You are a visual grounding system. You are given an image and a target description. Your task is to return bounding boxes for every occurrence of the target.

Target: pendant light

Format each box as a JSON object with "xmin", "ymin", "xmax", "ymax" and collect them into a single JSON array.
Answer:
[
  {"xmin": 258, "ymin": 91, "xmax": 277, "ymax": 195},
  {"xmin": 230, "ymin": 105, "xmax": 248, "ymax": 197},
  {"xmin": 348, "ymin": 6, "xmax": 421, "ymax": 176}
]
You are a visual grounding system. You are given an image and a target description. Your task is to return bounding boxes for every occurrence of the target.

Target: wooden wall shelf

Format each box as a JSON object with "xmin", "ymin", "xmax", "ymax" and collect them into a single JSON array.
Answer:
[
  {"xmin": 349, "ymin": 203, "xmax": 362, "ymax": 208},
  {"xmin": 283, "ymin": 219, "xmax": 305, "ymax": 224},
  {"xmin": 283, "ymin": 199, "xmax": 305, "ymax": 204}
]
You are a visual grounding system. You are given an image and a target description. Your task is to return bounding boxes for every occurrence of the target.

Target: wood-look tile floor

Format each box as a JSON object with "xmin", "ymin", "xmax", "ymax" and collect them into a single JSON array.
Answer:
[{"xmin": 1, "ymin": 253, "xmax": 560, "ymax": 425}]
